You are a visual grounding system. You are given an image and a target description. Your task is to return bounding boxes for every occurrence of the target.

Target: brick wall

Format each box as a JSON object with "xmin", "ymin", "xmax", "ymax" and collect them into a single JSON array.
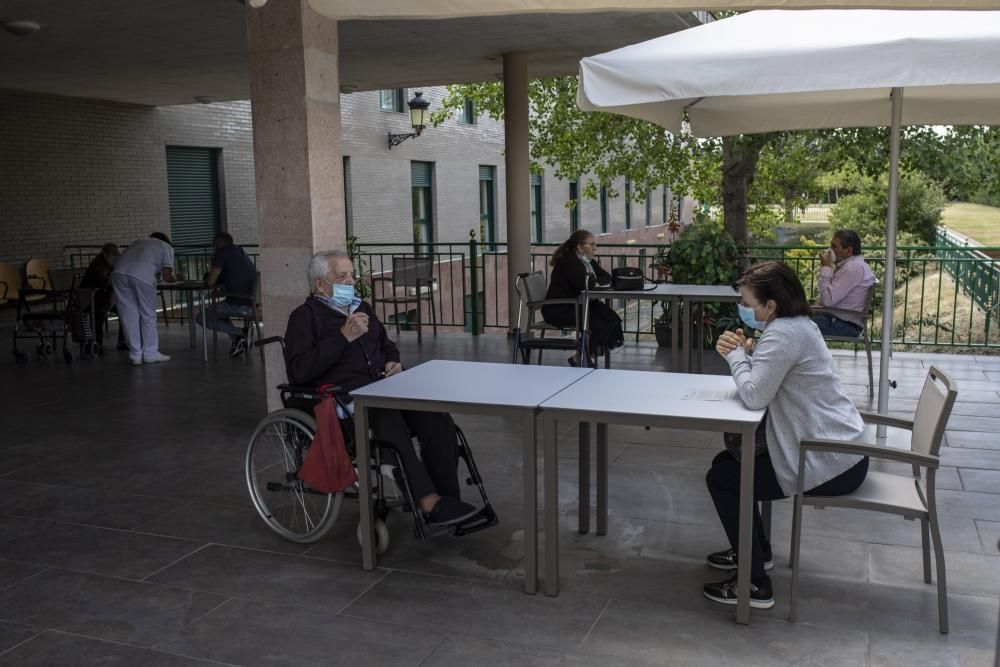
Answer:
[{"xmin": 0, "ymin": 90, "xmax": 256, "ymax": 269}]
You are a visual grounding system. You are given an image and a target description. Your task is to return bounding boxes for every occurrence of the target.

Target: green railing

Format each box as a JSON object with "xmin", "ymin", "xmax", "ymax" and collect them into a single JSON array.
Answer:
[{"xmin": 63, "ymin": 237, "xmax": 1000, "ymax": 349}]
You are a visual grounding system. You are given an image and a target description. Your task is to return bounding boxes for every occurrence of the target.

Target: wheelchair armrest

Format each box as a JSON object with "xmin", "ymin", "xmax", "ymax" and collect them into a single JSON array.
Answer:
[
  {"xmin": 527, "ymin": 297, "xmax": 580, "ymax": 308},
  {"xmin": 256, "ymin": 336, "xmax": 285, "ymax": 349},
  {"xmin": 277, "ymin": 383, "xmax": 343, "ymax": 397}
]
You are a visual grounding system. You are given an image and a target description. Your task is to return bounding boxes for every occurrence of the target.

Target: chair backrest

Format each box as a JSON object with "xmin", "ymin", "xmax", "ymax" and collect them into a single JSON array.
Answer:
[
  {"xmin": 911, "ymin": 365, "xmax": 958, "ymax": 458},
  {"xmin": 24, "ymin": 258, "xmax": 51, "ymax": 290},
  {"xmin": 391, "ymin": 256, "xmax": 432, "ymax": 288},
  {"xmin": 0, "ymin": 262, "xmax": 21, "ymax": 301},
  {"xmin": 521, "ymin": 271, "xmax": 548, "ymax": 304}
]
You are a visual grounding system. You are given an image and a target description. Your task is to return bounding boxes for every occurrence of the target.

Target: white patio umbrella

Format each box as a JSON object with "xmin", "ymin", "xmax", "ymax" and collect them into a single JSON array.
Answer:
[{"xmin": 578, "ymin": 9, "xmax": 1000, "ymax": 417}]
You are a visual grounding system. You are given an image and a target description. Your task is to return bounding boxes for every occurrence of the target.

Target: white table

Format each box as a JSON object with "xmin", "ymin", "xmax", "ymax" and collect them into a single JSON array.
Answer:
[
  {"xmin": 538, "ymin": 368, "xmax": 765, "ymax": 623},
  {"xmin": 157, "ymin": 280, "xmax": 216, "ymax": 362},
  {"xmin": 349, "ymin": 360, "xmax": 594, "ymax": 593},
  {"xmin": 591, "ymin": 283, "xmax": 741, "ymax": 372}
]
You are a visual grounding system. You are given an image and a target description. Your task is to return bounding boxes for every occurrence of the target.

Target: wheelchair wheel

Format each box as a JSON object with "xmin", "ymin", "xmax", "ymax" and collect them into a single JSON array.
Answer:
[
  {"xmin": 245, "ymin": 409, "xmax": 343, "ymax": 543},
  {"xmin": 357, "ymin": 518, "xmax": 390, "ymax": 555}
]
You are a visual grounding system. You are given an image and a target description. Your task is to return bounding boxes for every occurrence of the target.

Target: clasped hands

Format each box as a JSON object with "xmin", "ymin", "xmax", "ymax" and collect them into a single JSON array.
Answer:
[
  {"xmin": 716, "ymin": 328, "xmax": 754, "ymax": 358},
  {"xmin": 340, "ymin": 312, "xmax": 403, "ymax": 377}
]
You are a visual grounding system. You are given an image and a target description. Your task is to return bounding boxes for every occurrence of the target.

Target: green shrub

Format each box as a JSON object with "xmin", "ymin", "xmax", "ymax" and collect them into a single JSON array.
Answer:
[{"xmin": 829, "ymin": 171, "xmax": 946, "ymax": 245}]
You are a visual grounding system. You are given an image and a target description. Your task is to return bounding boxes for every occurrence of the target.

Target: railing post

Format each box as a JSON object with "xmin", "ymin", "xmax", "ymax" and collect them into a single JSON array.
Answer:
[{"xmin": 469, "ymin": 233, "xmax": 479, "ymax": 336}]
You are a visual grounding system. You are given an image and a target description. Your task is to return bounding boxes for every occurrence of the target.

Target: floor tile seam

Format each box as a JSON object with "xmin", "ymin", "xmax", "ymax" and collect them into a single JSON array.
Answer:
[
  {"xmin": 0, "ymin": 561, "xmax": 236, "ymax": 590},
  {"xmin": 161, "ymin": 595, "xmax": 236, "ymax": 638},
  {"xmin": 124, "ymin": 534, "xmax": 309, "ymax": 559},
  {"xmin": 0, "ymin": 565, "xmax": 50, "ymax": 595},
  {"xmin": 576, "ymin": 597, "xmax": 612, "ymax": 651},
  {"xmin": 33, "ymin": 627, "xmax": 243, "ymax": 667},
  {"xmin": 334, "ymin": 566, "xmax": 392, "ymax": 615},
  {"xmin": 0, "ymin": 625, "xmax": 45, "ymax": 659},
  {"xmin": 415, "ymin": 634, "xmax": 450, "ymax": 666},
  {"xmin": 337, "ymin": 610, "xmax": 593, "ymax": 654},
  {"xmin": 0, "ymin": 511, "xmax": 207, "ymax": 546},
  {"xmin": 140, "ymin": 542, "xmax": 214, "ymax": 583}
]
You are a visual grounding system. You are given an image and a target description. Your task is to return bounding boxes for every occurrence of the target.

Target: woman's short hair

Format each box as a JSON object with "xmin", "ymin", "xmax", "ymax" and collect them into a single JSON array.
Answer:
[
  {"xmin": 550, "ymin": 229, "xmax": 594, "ymax": 267},
  {"xmin": 734, "ymin": 261, "xmax": 811, "ymax": 319},
  {"xmin": 307, "ymin": 249, "xmax": 349, "ymax": 288}
]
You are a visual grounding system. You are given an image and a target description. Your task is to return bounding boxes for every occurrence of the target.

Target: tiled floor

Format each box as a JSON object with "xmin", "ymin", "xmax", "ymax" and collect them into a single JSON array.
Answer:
[{"xmin": 0, "ymin": 326, "xmax": 998, "ymax": 666}]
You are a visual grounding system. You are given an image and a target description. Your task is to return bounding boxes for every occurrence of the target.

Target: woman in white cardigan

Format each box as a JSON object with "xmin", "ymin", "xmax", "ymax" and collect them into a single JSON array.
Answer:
[{"xmin": 704, "ymin": 261, "xmax": 869, "ymax": 610}]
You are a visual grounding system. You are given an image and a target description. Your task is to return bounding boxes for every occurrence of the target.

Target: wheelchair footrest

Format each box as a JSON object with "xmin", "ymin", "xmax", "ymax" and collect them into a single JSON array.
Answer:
[{"xmin": 451, "ymin": 505, "xmax": 499, "ymax": 537}]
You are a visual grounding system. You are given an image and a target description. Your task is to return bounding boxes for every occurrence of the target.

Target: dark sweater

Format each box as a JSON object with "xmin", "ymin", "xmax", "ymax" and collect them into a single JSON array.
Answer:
[
  {"xmin": 284, "ymin": 297, "xmax": 401, "ymax": 393},
  {"xmin": 542, "ymin": 252, "xmax": 611, "ymax": 326}
]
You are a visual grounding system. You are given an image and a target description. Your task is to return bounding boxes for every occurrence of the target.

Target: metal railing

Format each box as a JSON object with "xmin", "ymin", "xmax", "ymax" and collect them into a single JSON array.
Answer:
[{"xmin": 63, "ymin": 236, "xmax": 1000, "ymax": 349}]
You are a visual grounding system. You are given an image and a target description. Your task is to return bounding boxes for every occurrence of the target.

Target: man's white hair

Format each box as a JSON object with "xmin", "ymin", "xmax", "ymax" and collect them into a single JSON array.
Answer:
[{"xmin": 307, "ymin": 249, "xmax": 349, "ymax": 290}]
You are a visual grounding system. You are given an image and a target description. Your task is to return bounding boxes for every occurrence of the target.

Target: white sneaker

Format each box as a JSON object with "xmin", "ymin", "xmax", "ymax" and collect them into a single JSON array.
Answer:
[
  {"xmin": 142, "ymin": 352, "xmax": 171, "ymax": 364},
  {"xmin": 129, "ymin": 357, "xmax": 143, "ymax": 366}
]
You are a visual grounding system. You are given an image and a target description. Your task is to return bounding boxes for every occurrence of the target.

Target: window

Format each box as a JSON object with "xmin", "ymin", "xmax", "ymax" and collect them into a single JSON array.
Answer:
[
  {"xmin": 599, "ymin": 186, "xmax": 609, "ymax": 233},
  {"xmin": 478, "ymin": 166, "xmax": 496, "ymax": 249},
  {"xmin": 624, "ymin": 180, "xmax": 632, "ymax": 230},
  {"xmin": 411, "ymin": 161, "xmax": 434, "ymax": 254},
  {"xmin": 530, "ymin": 171, "xmax": 544, "ymax": 243},
  {"xmin": 459, "ymin": 98, "xmax": 477, "ymax": 125},
  {"xmin": 663, "ymin": 188, "xmax": 669, "ymax": 224},
  {"xmin": 569, "ymin": 179, "xmax": 579, "ymax": 232},
  {"xmin": 646, "ymin": 195, "xmax": 652, "ymax": 226},
  {"xmin": 379, "ymin": 88, "xmax": 405, "ymax": 113},
  {"xmin": 165, "ymin": 146, "xmax": 222, "ymax": 246}
]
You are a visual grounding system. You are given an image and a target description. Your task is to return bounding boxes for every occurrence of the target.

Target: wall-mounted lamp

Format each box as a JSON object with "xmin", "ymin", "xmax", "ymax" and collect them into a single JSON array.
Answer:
[{"xmin": 387, "ymin": 91, "xmax": 430, "ymax": 150}]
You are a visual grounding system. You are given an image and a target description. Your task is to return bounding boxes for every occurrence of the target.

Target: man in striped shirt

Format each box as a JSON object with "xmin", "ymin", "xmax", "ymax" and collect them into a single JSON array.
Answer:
[{"xmin": 812, "ymin": 229, "xmax": 876, "ymax": 337}]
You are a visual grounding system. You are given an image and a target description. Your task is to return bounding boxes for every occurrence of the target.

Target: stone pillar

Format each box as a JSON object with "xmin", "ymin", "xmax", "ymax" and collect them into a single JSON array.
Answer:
[
  {"xmin": 503, "ymin": 52, "xmax": 530, "ymax": 334},
  {"xmin": 246, "ymin": 0, "xmax": 345, "ymax": 408}
]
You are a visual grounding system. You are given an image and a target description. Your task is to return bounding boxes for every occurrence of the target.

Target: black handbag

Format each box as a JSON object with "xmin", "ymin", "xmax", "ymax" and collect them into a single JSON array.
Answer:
[{"xmin": 611, "ymin": 266, "xmax": 644, "ymax": 291}]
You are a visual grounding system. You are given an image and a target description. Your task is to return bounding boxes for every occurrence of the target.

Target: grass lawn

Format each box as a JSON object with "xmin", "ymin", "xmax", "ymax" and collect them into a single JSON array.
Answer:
[{"xmin": 940, "ymin": 202, "xmax": 1000, "ymax": 246}]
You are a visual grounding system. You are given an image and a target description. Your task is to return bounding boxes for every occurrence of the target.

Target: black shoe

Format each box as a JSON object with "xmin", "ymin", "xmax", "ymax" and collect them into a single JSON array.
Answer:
[
  {"xmin": 706, "ymin": 548, "xmax": 773, "ymax": 572},
  {"xmin": 424, "ymin": 496, "xmax": 479, "ymax": 527},
  {"xmin": 229, "ymin": 336, "xmax": 247, "ymax": 358},
  {"xmin": 703, "ymin": 573, "xmax": 775, "ymax": 609},
  {"xmin": 567, "ymin": 355, "xmax": 579, "ymax": 367}
]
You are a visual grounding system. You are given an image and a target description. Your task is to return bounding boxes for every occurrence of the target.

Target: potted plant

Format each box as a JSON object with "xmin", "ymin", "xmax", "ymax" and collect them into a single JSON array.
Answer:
[{"xmin": 660, "ymin": 219, "xmax": 742, "ymax": 348}]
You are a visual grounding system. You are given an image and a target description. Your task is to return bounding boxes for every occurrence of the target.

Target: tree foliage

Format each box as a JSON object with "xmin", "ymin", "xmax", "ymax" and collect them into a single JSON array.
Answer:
[{"xmin": 829, "ymin": 171, "xmax": 947, "ymax": 246}]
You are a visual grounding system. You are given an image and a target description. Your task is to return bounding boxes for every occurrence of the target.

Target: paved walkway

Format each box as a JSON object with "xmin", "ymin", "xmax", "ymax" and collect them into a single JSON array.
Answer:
[{"xmin": 0, "ymin": 328, "xmax": 998, "ymax": 666}]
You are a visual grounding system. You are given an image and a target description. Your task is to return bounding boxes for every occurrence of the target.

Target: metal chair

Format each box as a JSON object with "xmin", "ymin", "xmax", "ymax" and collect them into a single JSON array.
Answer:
[
  {"xmin": 789, "ymin": 366, "xmax": 958, "ymax": 634},
  {"xmin": 373, "ymin": 257, "xmax": 437, "ymax": 343},
  {"xmin": 815, "ymin": 281, "xmax": 878, "ymax": 397},
  {"xmin": 221, "ymin": 270, "xmax": 264, "ymax": 362},
  {"xmin": 511, "ymin": 271, "xmax": 591, "ymax": 366}
]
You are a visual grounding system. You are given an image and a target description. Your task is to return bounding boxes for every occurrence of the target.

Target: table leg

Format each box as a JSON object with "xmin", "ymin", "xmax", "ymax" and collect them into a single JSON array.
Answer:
[
  {"xmin": 736, "ymin": 421, "xmax": 756, "ymax": 624},
  {"xmin": 201, "ymin": 290, "xmax": 208, "ymax": 362},
  {"xmin": 578, "ymin": 422, "xmax": 590, "ymax": 534},
  {"xmin": 523, "ymin": 411, "xmax": 538, "ymax": 594},
  {"xmin": 356, "ymin": 404, "xmax": 376, "ymax": 570},
  {"xmin": 596, "ymin": 422, "xmax": 608, "ymax": 536},
  {"xmin": 682, "ymin": 300, "xmax": 692, "ymax": 373},
  {"xmin": 543, "ymin": 413, "xmax": 560, "ymax": 597},
  {"xmin": 187, "ymin": 290, "xmax": 196, "ymax": 349},
  {"xmin": 696, "ymin": 302, "xmax": 705, "ymax": 373},
  {"xmin": 670, "ymin": 298, "xmax": 679, "ymax": 372}
]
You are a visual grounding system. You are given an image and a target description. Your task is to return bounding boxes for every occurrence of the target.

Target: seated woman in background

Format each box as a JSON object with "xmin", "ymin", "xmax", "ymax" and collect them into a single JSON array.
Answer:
[
  {"xmin": 703, "ymin": 261, "xmax": 869, "ymax": 610},
  {"xmin": 542, "ymin": 230, "xmax": 623, "ymax": 367},
  {"xmin": 79, "ymin": 243, "xmax": 125, "ymax": 352}
]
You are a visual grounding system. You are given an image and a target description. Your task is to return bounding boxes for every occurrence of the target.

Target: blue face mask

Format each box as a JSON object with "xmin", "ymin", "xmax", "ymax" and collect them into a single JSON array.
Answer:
[
  {"xmin": 317, "ymin": 280, "xmax": 357, "ymax": 309},
  {"xmin": 738, "ymin": 303, "xmax": 767, "ymax": 331}
]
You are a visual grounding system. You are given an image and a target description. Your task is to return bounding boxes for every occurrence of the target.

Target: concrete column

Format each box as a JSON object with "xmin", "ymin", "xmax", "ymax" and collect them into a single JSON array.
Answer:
[
  {"xmin": 246, "ymin": 0, "xmax": 345, "ymax": 407},
  {"xmin": 503, "ymin": 52, "xmax": 530, "ymax": 333}
]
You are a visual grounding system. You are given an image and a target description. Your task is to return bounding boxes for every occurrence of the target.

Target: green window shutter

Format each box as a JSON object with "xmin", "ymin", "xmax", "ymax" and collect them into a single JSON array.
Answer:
[
  {"xmin": 166, "ymin": 146, "xmax": 220, "ymax": 246},
  {"xmin": 479, "ymin": 165, "xmax": 494, "ymax": 181},
  {"xmin": 411, "ymin": 161, "xmax": 433, "ymax": 187}
]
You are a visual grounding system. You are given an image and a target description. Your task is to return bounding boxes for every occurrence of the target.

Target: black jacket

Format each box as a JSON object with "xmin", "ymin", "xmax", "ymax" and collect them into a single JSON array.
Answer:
[
  {"xmin": 284, "ymin": 297, "xmax": 401, "ymax": 393},
  {"xmin": 544, "ymin": 252, "xmax": 611, "ymax": 301}
]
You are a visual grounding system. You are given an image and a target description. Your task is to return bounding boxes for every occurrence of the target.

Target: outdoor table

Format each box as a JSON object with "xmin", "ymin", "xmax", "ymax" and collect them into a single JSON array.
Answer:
[
  {"xmin": 157, "ymin": 280, "xmax": 217, "ymax": 362},
  {"xmin": 350, "ymin": 360, "xmax": 594, "ymax": 594},
  {"xmin": 591, "ymin": 283, "xmax": 741, "ymax": 372},
  {"xmin": 538, "ymin": 368, "xmax": 765, "ymax": 624}
]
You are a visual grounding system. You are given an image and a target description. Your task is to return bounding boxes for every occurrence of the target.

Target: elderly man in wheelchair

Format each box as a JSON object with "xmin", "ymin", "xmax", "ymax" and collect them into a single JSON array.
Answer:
[{"xmin": 245, "ymin": 249, "xmax": 495, "ymax": 551}]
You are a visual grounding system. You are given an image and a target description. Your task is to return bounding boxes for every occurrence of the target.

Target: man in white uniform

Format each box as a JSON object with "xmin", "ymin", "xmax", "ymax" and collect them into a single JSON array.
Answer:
[{"xmin": 111, "ymin": 232, "xmax": 178, "ymax": 365}]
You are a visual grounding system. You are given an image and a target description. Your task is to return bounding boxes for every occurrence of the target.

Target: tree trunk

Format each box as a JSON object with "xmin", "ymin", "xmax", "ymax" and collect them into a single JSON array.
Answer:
[{"xmin": 721, "ymin": 135, "xmax": 770, "ymax": 247}]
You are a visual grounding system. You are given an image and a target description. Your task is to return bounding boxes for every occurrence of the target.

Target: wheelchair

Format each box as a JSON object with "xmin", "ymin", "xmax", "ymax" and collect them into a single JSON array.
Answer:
[{"xmin": 245, "ymin": 337, "xmax": 498, "ymax": 553}]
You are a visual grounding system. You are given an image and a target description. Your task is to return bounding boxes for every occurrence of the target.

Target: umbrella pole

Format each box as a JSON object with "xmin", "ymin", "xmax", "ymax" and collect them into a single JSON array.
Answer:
[{"xmin": 877, "ymin": 87, "xmax": 903, "ymax": 434}]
